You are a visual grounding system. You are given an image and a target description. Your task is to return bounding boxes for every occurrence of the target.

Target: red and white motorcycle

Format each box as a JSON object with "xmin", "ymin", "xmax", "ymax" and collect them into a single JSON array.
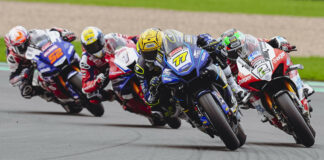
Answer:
[
  {"xmin": 235, "ymin": 34, "xmax": 315, "ymax": 147},
  {"xmin": 104, "ymin": 46, "xmax": 181, "ymax": 128}
]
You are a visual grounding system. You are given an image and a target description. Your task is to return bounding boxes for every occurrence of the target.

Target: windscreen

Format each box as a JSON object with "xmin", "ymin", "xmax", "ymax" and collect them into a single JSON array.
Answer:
[
  {"xmin": 241, "ymin": 34, "xmax": 264, "ymax": 67},
  {"xmin": 162, "ymin": 30, "xmax": 185, "ymax": 56},
  {"xmin": 29, "ymin": 30, "xmax": 52, "ymax": 51}
]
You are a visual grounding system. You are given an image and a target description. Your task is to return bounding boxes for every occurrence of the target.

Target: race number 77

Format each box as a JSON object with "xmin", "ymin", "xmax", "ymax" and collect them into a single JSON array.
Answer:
[{"xmin": 173, "ymin": 51, "xmax": 188, "ymax": 67}]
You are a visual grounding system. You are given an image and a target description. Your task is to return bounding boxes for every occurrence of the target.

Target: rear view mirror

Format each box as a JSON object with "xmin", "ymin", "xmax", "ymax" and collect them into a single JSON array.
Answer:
[{"xmin": 286, "ymin": 64, "xmax": 304, "ymax": 74}]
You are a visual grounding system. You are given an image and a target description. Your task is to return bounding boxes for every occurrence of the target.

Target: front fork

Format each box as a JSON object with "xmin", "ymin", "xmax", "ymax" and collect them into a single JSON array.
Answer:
[{"xmin": 260, "ymin": 81, "xmax": 310, "ymax": 131}]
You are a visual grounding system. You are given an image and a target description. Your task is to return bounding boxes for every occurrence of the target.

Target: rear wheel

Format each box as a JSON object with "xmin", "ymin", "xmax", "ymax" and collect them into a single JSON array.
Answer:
[
  {"xmin": 276, "ymin": 92, "xmax": 315, "ymax": 147},
  {"xmin": 199, "ymin": 93, "xmax": 240, "ymax": 150}
]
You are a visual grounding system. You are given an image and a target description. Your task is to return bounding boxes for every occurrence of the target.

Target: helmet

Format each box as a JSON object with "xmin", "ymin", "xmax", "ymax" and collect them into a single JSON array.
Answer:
[
  {"xmin": 8, "ymin": 26, "xmax": 30, "ymax": 56},
  {"xmin": 221, "ymin": 28, "xmax": 246, "ymax": 60},
  {"xmin": 81, "ymin": 27, "xmax": 105, "ymax": 58},
  {"xmin": 104, "ymin": 33, "xmax": 127, "ymax": 55},
  {"xmin": 137, "ymin": 28, "xmax": 163, "ymax": 62}
]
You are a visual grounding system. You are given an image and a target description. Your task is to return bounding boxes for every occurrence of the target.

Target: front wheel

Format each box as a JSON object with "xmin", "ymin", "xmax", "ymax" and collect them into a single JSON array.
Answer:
[
  {"xmin": 276, "ymin": 92, "xmax": 315, "ymax": 147},
  {"xmin": 148, "ymin": 111, "xmax": 166, "ymax": 127},
  {"xmin": 236, "ymin": 123, "xmax": 247, "ymax": 147},
  {"xmin": 199, "ymin": 93, "xmax": 240, "ymax": 150},
  {"xmin": 61, "ymin": 103, "xmax": 83, "ymax": 114},
  {"xmin": 68, "ymin": 73, "xmax": 105, "ymax": 117},
  {"xmin": 86, "ymin": 103, "xmax": 105, "ymax": 117},
  {"xmin": 165, "ymin": 117, "xmax": 181, "ymax": 129},
  {"xmin": 148, "ymin": 117, "xmax": 166, "ymax": 127}
]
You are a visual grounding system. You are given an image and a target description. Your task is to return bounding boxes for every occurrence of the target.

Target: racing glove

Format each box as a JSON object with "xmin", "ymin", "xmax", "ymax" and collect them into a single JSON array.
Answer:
[
  {"xmin": 197, "ymin": 33, "xmax": 221, "ymax": 52},
  {"xmin": 269, "ymin": 36, "xmax": 297, "ymax": 53},
  {"xmin": 50, "ymin": 27, "xmax": 76, "ymax": 42},
  {"xmin": 146, "ymin": 76, "xmax": 161, "ymax": 105},
  {"xmin": 150, "ymin": 76, "xmax": 161, "ymax": 89},
  {"xmin": 62, "ymin": 31, "xmax": 76, "ymax": 42},
  {"xmin": 95, "ymin": 73, "xmax": 107, "ymax": 88}
]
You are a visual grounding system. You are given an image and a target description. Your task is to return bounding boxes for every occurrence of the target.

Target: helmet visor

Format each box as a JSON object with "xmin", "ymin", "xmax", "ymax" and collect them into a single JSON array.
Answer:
[
  {"xmin": 13, "ymin": 40, "xmax": 29, "ymax": 56},
  {"xmin": 83, "ymin": 40, "xmax": 103, "ymax": 55},
  {"xmin": 142, "ymin": 50, "xmax": 157, "ymax": 62}
]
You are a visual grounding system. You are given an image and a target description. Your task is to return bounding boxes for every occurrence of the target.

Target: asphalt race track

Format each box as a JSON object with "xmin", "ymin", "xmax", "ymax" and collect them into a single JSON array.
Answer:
[{"xmin": 0, "ymin": 70, "xmax": 323, "ymax": 160}]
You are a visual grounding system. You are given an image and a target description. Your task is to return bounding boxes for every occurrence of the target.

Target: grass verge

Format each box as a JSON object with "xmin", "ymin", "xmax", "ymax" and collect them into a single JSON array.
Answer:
[
  {"xmin": 9, "ymin": 0, "xmax": 324, "ymax": 17},
  {"xmin": 1, "ymin": 38, "xmax": 323, "ymax": 81},
  {"xmin": 291, "ymin": 57, "xmax": 324, "ymax": 81}
]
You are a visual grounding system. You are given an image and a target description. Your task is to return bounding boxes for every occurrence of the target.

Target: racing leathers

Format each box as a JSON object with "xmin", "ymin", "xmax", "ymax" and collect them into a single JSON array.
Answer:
[
  {"xmin": 80, "ymin": 33, "xmax": 137, "ymax": 104},
  {"xmin": 135, "ymin": 29, "xmax": 196, "ymax": 106},
  {"xmin": 5, "ymin": 27, "xmax": 76, "ymax": 99}
]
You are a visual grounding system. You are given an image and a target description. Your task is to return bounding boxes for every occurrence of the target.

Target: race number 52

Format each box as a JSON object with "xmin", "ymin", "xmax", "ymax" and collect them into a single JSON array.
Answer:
[{"xmin": 48, "ymin": 48, "xmax": 63, "ymax": 64}]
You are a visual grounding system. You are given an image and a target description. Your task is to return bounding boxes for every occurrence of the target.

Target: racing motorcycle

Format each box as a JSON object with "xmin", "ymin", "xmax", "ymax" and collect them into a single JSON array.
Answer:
[
  {"xmin": 235, "ymin": 34, "xmax": 315, "ymax": 147},
  {"xmin": 161, "ymin": 39, "xmax": 246, "ymax": 150},
  {"xmin": 104, "ymin": 46, "xmax": 180, "ymax": 128},
  {"xmin": 25, "ymin": 30, "xmax": 104, "ymax": 117}
]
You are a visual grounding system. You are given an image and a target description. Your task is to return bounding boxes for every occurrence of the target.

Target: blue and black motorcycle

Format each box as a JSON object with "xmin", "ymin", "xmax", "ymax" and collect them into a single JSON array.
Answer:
[
  {"xmin": 25, "ymin": 30, "xmax": 104, "ymax": 117},
  {"xmin": 161, "ymin": 38, "xmax": 246, "ymax": 150}
]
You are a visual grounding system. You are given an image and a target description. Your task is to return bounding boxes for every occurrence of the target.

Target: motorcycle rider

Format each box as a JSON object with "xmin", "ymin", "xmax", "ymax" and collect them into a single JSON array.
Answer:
[
  {"xmin": 5, "ymin": 25, "xmax": 76, "ymax": 100},
  {"xmin": 134, "ymin": 28, "xmax": 246, "ymax": 120},
  {"xmin": 197, "ymin": 28, "xmax": 314, "ymax": 115},
  {"xmin": 80, "ymin": 26, "xmax": 138, "ymax": 104}
]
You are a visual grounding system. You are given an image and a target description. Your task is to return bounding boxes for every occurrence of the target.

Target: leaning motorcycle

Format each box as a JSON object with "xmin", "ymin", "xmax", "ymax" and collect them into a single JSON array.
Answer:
[
  {"xmin": 235, "ymin": 34, "xmax": 315, "ymax": 147},
  {"xmin": 25, "ymin": 30, "xmax": 104, "ymax": 117},
  {"xmin": 105, "ymin": 46, "xmax": 180, "ymax": 128},
  {"xmin": 161, "ymin": 41, "xmax": 246, "ymax": 150}
]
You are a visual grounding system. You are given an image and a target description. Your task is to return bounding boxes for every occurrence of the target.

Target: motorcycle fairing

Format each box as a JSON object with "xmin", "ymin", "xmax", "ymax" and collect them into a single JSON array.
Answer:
[
  {"xmin": 35, "ymin": 40, "xmax": 76, "ymax": 77},
  {"xmin": 162, "ymin": 43, "xmax": 209, "ymax": 84}
]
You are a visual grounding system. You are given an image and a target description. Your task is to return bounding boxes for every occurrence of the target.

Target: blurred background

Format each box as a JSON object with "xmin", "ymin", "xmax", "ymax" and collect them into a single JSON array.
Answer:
[{"xmin": 1, "ymin": 0, "xmax": 324, "ymax": 80}]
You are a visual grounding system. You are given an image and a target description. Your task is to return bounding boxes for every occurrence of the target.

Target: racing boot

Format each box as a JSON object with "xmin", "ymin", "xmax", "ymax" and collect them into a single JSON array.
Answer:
[
  {"xmin": 161, "ymin": 105, "xmax": 181, "ymax": 129},
  {"xmin": 101, "ymin": 89, "xmax": 116, "ymax": 102},
  {"xmin": 303, "ymin": 83, "xmax": 315, "ymax": 97}
]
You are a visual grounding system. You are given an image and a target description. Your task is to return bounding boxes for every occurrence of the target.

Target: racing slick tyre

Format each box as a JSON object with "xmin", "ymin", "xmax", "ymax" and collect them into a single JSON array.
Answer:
[
  {"xmin": 68, "ymin": 73, "xmax": 105, "ymax": 117},
  {"xmin": 148, "ymin": 111, "xmax": 167, "ymax": 126},
  {"xmin": 165, "ymin": 117, "xmax": 181, "ymax": 129},
  {"xmin": 309, "ymin": 124, "xmax": 316, "ymax": 137},
  {"xmin": 236, "ymin": 123, "xmax": 247, "ymax": 147},
  {"xmin": 148, "ymin": 117, "xmax": 166, "ymax": 127},
  {"xmin": 276, "ymin": 92, "xmax": 315, "ymax": 147},
  {"xmin": 61, "ymin": 103, "xmax": 83, "ymax": 114},
  {"xmin": 86, "ymin": 103, "xmax": 105, "ymax": 117},
  {"xmin": 199, "ymin": 93, "xmax": 240, "ymax": 150}
]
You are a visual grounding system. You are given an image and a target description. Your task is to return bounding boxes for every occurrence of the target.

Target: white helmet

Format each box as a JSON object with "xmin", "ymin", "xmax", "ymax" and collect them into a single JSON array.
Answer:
[
  {"xmin": 8, "ymin": 26, "xmax": 29, "ymax": 56},
  {"xmin": 81, "ymin": 27, "xmax": 105, "ymax": 58}
]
